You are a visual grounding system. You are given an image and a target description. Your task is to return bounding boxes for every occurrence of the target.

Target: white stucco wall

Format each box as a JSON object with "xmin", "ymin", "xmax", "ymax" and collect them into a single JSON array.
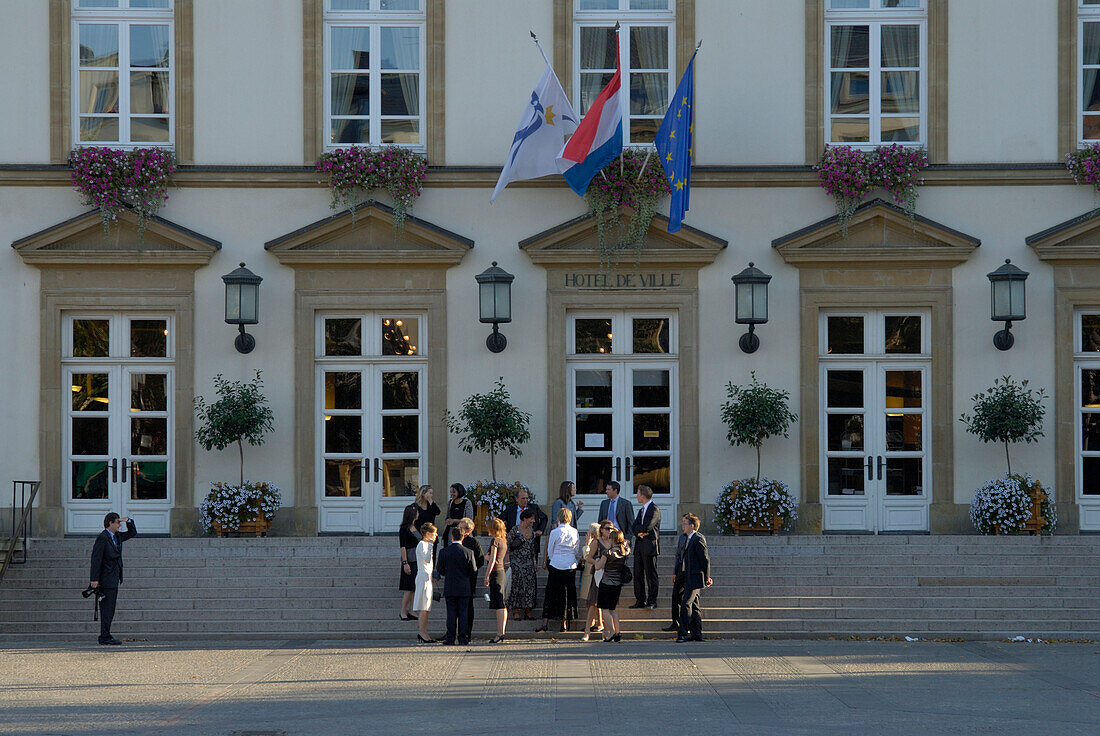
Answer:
[{"xmin": 0, "ymin": 1, "xmax": 50, "ymax": 163}]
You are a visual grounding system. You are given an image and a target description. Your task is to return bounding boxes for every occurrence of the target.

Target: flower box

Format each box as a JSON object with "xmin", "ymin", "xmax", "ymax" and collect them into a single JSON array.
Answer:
[
  {"xmin": 970, "ymin": 474, "xmax": 1055, "ymax": 535},
  {"xmin": 714, "ymin": 478, "xmax": 797, "ymax": 535},
  {"xmin": 212, "ymin": 513, "xmax": 272, "ymax": 537},
  {"xmin": 732, "ymin": 513, "xmax": 783, "ymax": 536}
]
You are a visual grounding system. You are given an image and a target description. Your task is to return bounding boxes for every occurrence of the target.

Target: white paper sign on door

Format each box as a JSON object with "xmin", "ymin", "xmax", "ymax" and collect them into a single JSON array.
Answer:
[{"xmin": 584, "ymin": 433, "xmax": 604, "ymax": 448}]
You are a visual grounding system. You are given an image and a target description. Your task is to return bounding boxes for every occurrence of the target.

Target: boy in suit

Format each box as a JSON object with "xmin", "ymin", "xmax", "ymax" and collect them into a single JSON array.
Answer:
[
  {"xmin": 675, "ymin": 513, "xmax": 712, "ymax": 642},
  {"xmin": 89, "ymin": 512, "xmax": 137, "ymax": 645},
  {"xmin": 436, "ymin": 526, "xmax": 477, "ymax": 645}
]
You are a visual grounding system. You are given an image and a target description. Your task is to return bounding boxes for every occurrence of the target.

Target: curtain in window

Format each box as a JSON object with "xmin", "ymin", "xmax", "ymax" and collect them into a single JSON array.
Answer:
[
  {"xmin": 381, "ymin": 27, "xmax": 419, "ymax": 117},
  {"xmin": 629, "ymin": 26, "xmax": 668, "ymax": 116}
]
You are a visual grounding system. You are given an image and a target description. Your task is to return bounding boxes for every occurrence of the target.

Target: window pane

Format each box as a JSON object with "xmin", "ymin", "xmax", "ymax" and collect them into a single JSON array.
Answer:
[
  {"xmin": 325, "ymin": 372, "xmax": 361, "ymax": 410},
  {"xmin": 885, "ymin": 458, "xmax": 922, "ymax": 495},
  {"xmin": 131, "ymin": 417, "xmax": 167, "ymax": 455},
  {"xmin": 576, "ymin": 457, "xmax": 613, "ymax": 496},
  {"xmin": 1084, "ymin": 115, "xmax": 1100, "ymax": 141},
  {"xmin": 381, "ymin": 119, "xmax": 419, "ymax": 144},
  {"xmin": 579, "ymin": 0, "xmax": 618, "ymax": 11},
  {"xmin": 1083, "ymin": 414, "xmax": 1100, "ymax": 451},
  {"xmin": 1087, "ymin": 69, "xmax": 1100, "ymax": 114},
  {"xmin": 633, "ymin": 317, "xmax": 670, "ymax": 353},
  {"xmin": 131, "ymin": 117, "xmax": 170, "ymax": 142},
  {"xmin": 827, "ymin": 457, "xmax": 865, "ymax": 495},
  {"xmin": 331, "ymin": 73, "xmax": 370, "ymax": 115},
  {"xmin": 576, "ymin": 369, "xmax": 612, "ymax": 408},
  {"xmin": 827, "ymin": 316, "xmax": 864, "ymax": 354},
  {"xmin": 72, "ymin": 461, "xmax": 109, "ymax": 500},
  {"xmin": 831, "ymin": 72, "xmax": 869, "ymax": 113},
  {"xmin": 883, "ymin": 0, "xmax": 921, "ymax": 6},
  {"xmin": 827, "ymin": 413, "xmax": 864, "ymax": 451},
  {"xmin": 130, "ymin": 319, "xmax": 167, "ymax": 357},
  {"xmin": 382, "ymin": 459, "xmax": 418, "ymax": 497},
  {"xmin": 828, "ymin": 0, "xmax": 870, "ymax": 7},
  {"xmin": 331, "ymin": 118, "xmax": 371, "ymax": 144},
  {"xmin": 78, "ymin": 0, "xmax": 120, "ymax": 7},
  {"xmin": 131, "ymin": 461, "xmax": 168, "ymax": 500},
  {"xmin": 576, "ymin": 413, "xmax": 612, "ymax": 451},
  {"xmin": 885, "ymin": 371, "xmax": 922, "ymax": 408},
  {"xmin": 74, "ymin": 319, "xmax": 110, "ymax": 357},
  {"xmin": 80, "ymin": 116, "xmax": 119, "ymax": 141},
  {"xmin": 325, "ymin": 318, "xmax": 361, "ymax": 356},
  {"xmin": 382, "ymin": 372, "xmax": 419, "ymax": 410},
  {"xmin": 633, "ymin": 456, "xmax": 670, "ymax": 494},
  {"xmin": 382, "ymin": 415, "xmax": 418, "ymax": 453},
  {"xmin": 381, "ymin": 27, "xmax": 419, "ymax": 69},
  {"xmin": 881, "ymin": 25, "xmax": 919, "ymax": 67},
  {"xmin": 630, "ymin": 27, "xmax": 667, "ymax": 69},
  {"xmin": 382, "ymin": 317, "xmax": 418, "ymax": 355},
  {"xmin": 132, "ymin": 373, "xmax": 167, "ymax": 412},
  {"xmin": 575, "ymin": 318, "xmax": 613, "ymax": 354},
  {"xmin": 581, "ymin": 26, "xmax": 617, "ymax": 69},
  {"xmin": 80, "ymin": 71, "xmax": 120, "ymax": 113},
  {"xmin": 830, "ymin": 26, "xmax": 869, "ymax": 67},
  {"xmin": 884, "ymin": 315, "xmax": 921, "ymax": 353},
  {"xmin": 581, "ymin": 72, "xmax": 614, "ymax": 114},
  {"xmin": 630, "ymin": 0, "xmax": 669, "ymax": 8},
  {"xmin": 325, "ymin": 459, "xmax": 362, "ymax": 497},
  {"xmin": 325, "ymin": 416, "xmax": 361, "ymax": 453},
  {"xmin": 881, "ymin": 117, "xmax": 921, "ymax": 142},
  {"xmin": 885, "ymin": 413, "xmax": 922, "ymax": 451},
  {"xmin": 73, "ymin": 373, "xmax": 110, "ymax": 412},
  {"xmin": 79, "ymin": 25, "xmax": 119, "ymax": 67},
  {"xmin": 131, "ymin": 70, "xmax": 170, "ymax": 113},
  {"xmin": 881, "ymin": 71, "xmax": 919, "ymax": 113},
  {"xmin": 630, "ymin": 117, "xmax": 659, "ymax": 143},
  {"xmin": 73, "ymin": 417, "xmax": 109, "ymax": 455},
  {"xmin": 1084, "ymin": 457, "xmax": 1100, "ymax": 495},
  {"xmin": 827, "ymin": 370, "xmax": 863, "ymax": 408},
  {"xmin": 633, "ymin": 413, "xmax": 669, "ymax": 451},
  {"xmin": 1083, "ymin": 369, "xmax": 1100, "ymax": 408},
  {"xmin": 630, "ymin": 73, "xmax": 668, "ymax": 115},
  {"xmin": 1086, "ymin": 23, "xmax": 1100, "ymax": 66},
  {"xmin": 633, "ymin": 370, "xmax": 670, "ymax": 408},
  {"xmin": 130, "ymin": 25, "xmax": 170, "ymax": 67},
  {"xmin": 830, "ymin": 118, "xmax": 869, "ymax": 142},
  {"xmin": 330, "ymin": 27, "xmax": 370, "ymax": 69},
  {"xmin": 1083, "ymin": 315, "xmax": 1100, "ymax": 351},
  {"xmin": 131, "ymin": 0, "xmax": 171, "ymax": 8},
  {"xmin": 381, "ymin": 73, "xmax": 419, "ymax": 114},
  {"xmin": 329, "ymin": 0, "xmax": 370, "ymax": 8},
  {"xmin": 380, "ymin": 0, "xmax": 420, "ymax": 9}
]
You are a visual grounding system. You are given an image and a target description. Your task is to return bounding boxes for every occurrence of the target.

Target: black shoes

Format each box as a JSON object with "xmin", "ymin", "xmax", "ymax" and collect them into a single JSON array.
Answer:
[
  {"xmin": 417, "ymin": 634, "xmax": 436, "ymax": 644},
  {"xmin": 489, "ymin": 635, "xmax": 505, "ymax": 644},
  {"xmin": 628, "ymin": 602, "xmax": 646, "ymax": 609},
  {"xmin": 98, "ymin": 638, "xmax": 121, "ymax": 646},
  {"xmin": 661, "ymin": 624, "xmax": 679, "ymax": 632},
  {"xmin": 675, "ymin": 635, "xmax": 704, "ymax": 643},
  {"xmin": 534, "ymin": 625, "xmax": 548, "ymax": 633},
  {"xmin": 643, "ymin": 603, "xmax": 657, "ymax": 610},
  {"xmin": 401, "ymin": 614, "xmax": 418, "ymax": 621}
]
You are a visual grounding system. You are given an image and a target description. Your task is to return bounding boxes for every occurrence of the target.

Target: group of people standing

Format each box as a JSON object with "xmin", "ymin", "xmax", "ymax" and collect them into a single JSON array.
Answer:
[{"xmin": 397, "ymin": 479, "xmax": 712, "ymax": 645}]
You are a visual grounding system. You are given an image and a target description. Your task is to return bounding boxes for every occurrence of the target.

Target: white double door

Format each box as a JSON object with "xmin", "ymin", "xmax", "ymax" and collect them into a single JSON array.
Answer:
[
  {"xmin": 568, "ymin": 360, "xmax": 678, "ymax": 524},
  {"xmin": 317, "ymin": 363, "xmax": 425, "ymax": 534},
  {"xmin": 821, "ymin": 361, "xmax": 930, "ymax": 532},
  {"xmin": 64, "ymin": 364, "xmax": 173, "ymax": 534}
]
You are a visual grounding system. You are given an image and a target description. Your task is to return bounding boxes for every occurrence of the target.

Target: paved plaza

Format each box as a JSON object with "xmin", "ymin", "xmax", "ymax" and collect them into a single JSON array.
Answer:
[{"xmin": 1, "ymin": 638, "xmax": 1097, "ymax": 736}]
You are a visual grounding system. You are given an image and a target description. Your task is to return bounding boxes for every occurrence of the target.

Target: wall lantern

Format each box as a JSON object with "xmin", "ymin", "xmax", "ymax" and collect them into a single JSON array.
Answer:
[
  {"xmin": 475, "ymin": 261, "xmax": 514, "ymax": 353},
  {"xmin": 731, "ymin": 262, "xmax": 771, "ymax": 354},
  {"xmin": 987, "ymin": 258, "xmax": 1028, "ymax": 351},
  {"xmin": 222, "ymin": 262, "xmax": 262, "ymax": 354}
]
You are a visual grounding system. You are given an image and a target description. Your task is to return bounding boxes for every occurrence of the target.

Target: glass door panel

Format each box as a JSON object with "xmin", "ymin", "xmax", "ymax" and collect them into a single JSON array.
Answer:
[
  {"xmin": 322, "ymin": 367, "xmax": 365, "ymax": 499},
  {"xmin": 378, "ymin": 367, "xmax": 422, "ymax": 498},
  {"xmin": 630, "ymin": 367, "xmax": 672, "ymax": 495},
  {"xmin": 879, "ymin": 366, "xmax": 926, "ymax": 498},
  {"xmin": 125, "ymin": 369, "xmax": 169, "ymax": 501},
  {"xmin": 573, "ymin": 366, "xmax": 620, "ymax": 495},
  {"xmin": 824, "ymin": 366, "xmax": 867, "ymax": 497},
  {"xmin": 68, "ymin": 370, "xmax": 113, "ymax": 501}
]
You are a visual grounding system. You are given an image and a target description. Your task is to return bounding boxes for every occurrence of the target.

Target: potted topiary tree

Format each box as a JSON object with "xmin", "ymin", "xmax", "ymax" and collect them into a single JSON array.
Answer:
[
  {"xmin": 714, "ymin": 373, "xmax": 799, "ymax": 534},
  {"xmin": 194, "ymin": 371, "xmax": 280, "ymax": 536},
  {"xmin": 960, "ymin": 376, "xmax": 1054, "ymax": 535},
  {"xmin": 444, "ymin": 378, "xmax": 531, "ymax": 532}
]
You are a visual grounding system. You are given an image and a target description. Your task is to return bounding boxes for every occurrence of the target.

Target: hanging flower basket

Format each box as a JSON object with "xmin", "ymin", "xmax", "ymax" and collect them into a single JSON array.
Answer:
[
  {"xmin": 199, "ymin": 480, "xmax": 282, "ymax": 536},
  {"xmin": 713, "ymin": 478, "xmax": 797, "ymax": 535},
  {"xmin": 1066, "ymin": 143, "xmax": 1100, "ymax": 190},
  {"xmin": 815, "ymin": 144, "xmax": 928, "ymax": 235},
  {"xmin": 68, "ymin": 146, "xmax": 176, "ymax": 239},
  {"xmin": 316, "ymin": 146, "xmax": 428, "ymax": 231},
  {"xmin": 969, "ymin": 473, "xmax": 1056, "ymax": 535},
  {"xmin": 584, "ymin": 148, "xmax": 671, "ymax": 267}
]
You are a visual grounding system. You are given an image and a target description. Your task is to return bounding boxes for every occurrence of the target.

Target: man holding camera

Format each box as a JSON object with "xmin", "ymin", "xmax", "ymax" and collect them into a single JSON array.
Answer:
[{"xmin": 89, "ymin": 513, "xmax": 137, "ymax": 645}]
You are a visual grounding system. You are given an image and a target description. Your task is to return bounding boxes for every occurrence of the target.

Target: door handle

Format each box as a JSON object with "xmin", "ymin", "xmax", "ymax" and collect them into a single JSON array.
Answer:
[
  {"xmin": 121, "ymin": 458, "xmax": 129, "ymax": 484},
  {"xmin": 866, "ymin": 456, "xmax": 873, "ymax": 481},
  {"xmin": 374, "ymin": 457, "xmax": 381, "ymax": 483},
  {"xmin": 877, "ymin": 455, "xmax": 884, "ymax": 481},
  {"xmin": 614, "ymin": 457, "xmax": 621, "ymax": 482},
  {"xmin": 625, "ymin": 456, "xmax": 632, "ymax": 481},
  {"xmin": 110, "ymin": 458, "xmax": 117, "ymax": 483}
]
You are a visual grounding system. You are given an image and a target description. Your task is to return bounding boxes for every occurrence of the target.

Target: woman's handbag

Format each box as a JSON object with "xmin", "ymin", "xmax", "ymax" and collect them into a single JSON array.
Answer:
[{"xmin": 621, "ymin": 564, "xmax": 633, "ymax": 585}]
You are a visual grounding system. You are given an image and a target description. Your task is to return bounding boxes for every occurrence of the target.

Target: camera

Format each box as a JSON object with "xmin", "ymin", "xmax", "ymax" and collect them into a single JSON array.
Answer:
[{"xmin": 81, "ymin": 585, "xmax": 105, "ymax": 599}]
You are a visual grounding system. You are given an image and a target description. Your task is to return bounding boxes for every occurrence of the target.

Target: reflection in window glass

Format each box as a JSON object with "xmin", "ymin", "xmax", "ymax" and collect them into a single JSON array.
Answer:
[
  {"xmin": 131, "ymin": 460, "xmax": 168, "ymax": 499},
  {"xmin": 131, "ymin": 373, "xmax": 167, "ymax": 411},
  {"xmin": 72, "ymin": 461, "xmax": 109, "ymax": 499},
  {"xmin": 1082, "ymin": 315, "xmax": 1100, "ymax": 352},
  {"xmin": 827, "ymin": 316, "xmax": 863, "ymax": 354},
  {"xmin": 325, "ymin": 318, "xmax": 361, "ymax": 356},
  {"xmin": 130, "ymin": 319, "xmax": 167, "ymax": 357},
  {"xmin": 576, "ymin": 370, "xmax": 612, "ymax": 408},
  {"xmin": 382, "ymin": 415, "xmax": 418, "ymax": 453},
  {"xmin": 1083, "ymin": 369, "xmax": 1100, "ymax": 408},
  {"xmin": 827, "ymin": 413, "xmax": 864, "ymax": 451},
  {"xmin": 632, "ymin": 456, "xmax": 670, "ymax": 494},
  {"xmin": 827, "ymin": 370, "xmax": 863, "ymax": 408},
  {"xmin": 633, "ymin": 369, "xmax": 670, "ymax": 407},
  {"xmin": 325, "ymin": 459, "xmax": 363, "ymax": 497},
  {"xmin": 325, "ymin": 372, "xmax": 362, "ymax": 410},
  {"xmin": 885, "ymin": 457, "xmax": 921, "ymax": 495},
  {"xmin": 827, "ymin": 457, "xmax": 865, "ymax": 495},
  {"xmin": 884, "ymin": 315, "xmax": 921, "ymax": 353},
  {"xmin": 575, "ymin": 456, "xmax": 613, "ymax": 495},
  {"xmin": 633, "ymin": 318, "xmax": 670, "ymax": 353},
  {"xmin": 131, "ymin": 418, "xmax": 167, "ymax": 455},
  {"xmin": 73, "ymin": 373, "xmax": 110, "ymax": 411},
  {"xmin": 575, "ymin": 319, "xmax": 613, "ymax": 354},
  {"xmin": 382, "ymin": 371, "xmax": 418, "ymax": 410},
  {"xmin": 885, "ymin": 413, "xmax": 921, "ymax": 451},
  {"xmin": 74, "ymin": 319, "xmax": 110, "ymax": 357},
  {"xmin": 325, "ymin": 415, "xmax": 362, "ymax": 453},
  {"xmin": 72, "ymin": 417, "xmax": 109, "ymax": 455},
  {"xmin": 885, "ymin": 371, "xmax": 921, "ymax": 408},
  {"xmin": 382, "ymin": 458, "xmax": 418, "ymax": 496},
  {"xmin": 382, "ymin": 318, "xmax": 418, "ymax": 355}
]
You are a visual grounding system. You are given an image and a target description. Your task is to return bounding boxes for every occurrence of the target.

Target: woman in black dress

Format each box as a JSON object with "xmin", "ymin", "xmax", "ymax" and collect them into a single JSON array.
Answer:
[
  {"xmin": 411, "ymin": 484, "xmax": 441, "ymax": 562},
  {"xmin": 483, "ymin": 517, "xmax": 509, "ymax": 643},
  {"xmin": 440, "ymin": 483, "xmax": 473, "ymax": 548},
  {"xmin": 398, "ymin": 504, "xmax": 421, "ymax": 621},
  {"xmin": 594, "ymin": 522, "xmax": 630, "ymax": 642}
]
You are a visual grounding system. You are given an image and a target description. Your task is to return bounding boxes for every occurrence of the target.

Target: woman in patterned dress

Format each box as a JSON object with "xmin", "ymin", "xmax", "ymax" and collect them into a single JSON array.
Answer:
[{"xmin": 506, "ymin": 508, "xmax": 539, "ymax": 620}]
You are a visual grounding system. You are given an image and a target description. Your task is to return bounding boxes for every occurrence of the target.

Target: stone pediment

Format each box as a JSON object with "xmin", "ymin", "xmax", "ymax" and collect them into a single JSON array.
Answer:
[
  {"xmin": 264, "ymin": 201, "xmax": 473, "ymax": 265},
  {"xmin": 519, "ymin": 211, "xmax": 726, "ymax": 266},
  {"xmin": 772, "ymin": 199, "xmax": 980, "ymax": 267},
  {"xmin": 12, "ymin": 209, "xmax": 220, "ymax": 265},
  {"xmin": 1026, "ymin": 208, "xmax": 1100, "ymax": 261}
]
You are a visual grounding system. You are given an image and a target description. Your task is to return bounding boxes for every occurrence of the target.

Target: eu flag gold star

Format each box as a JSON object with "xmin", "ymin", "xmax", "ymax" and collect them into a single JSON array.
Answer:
[
  {"xmin": 666, "ymin": 152, "xmax": 673, "ymax": 162},
  {"xmin": 669, "ymin": 129, "xmax": 675, "ymax": 139},
  {"xmin": 675, "ymin": 179, "xmax": 685, "ymax": 190},
  {"xmin": 682, "ymin": 96, "xmax": 689, "ymax": 106}
]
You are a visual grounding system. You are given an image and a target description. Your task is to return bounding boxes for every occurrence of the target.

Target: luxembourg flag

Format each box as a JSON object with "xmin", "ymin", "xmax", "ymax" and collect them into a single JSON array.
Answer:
[{"xmin": 557, "ymin": 33, "xmax": 623, "ymax": 196}]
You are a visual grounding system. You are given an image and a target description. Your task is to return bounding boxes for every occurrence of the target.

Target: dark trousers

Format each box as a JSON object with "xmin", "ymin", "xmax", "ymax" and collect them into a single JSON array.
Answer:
[
  {"xmin": 463, "ymin": 596, "xmax": 476, "ymax": 641},
  {"xmin": 98, "ymin": 586, "xmax": 118, "ymax": 642},
  {"xmin": 634, "ymin": 551, "xmax": 659, "ymax": 605},
  {"xmin": 669, "ymin": 574, "xmax": 685, "ymax": 626},
  {"xmin": 678, "ymin": 587, "xmax": 703, "ymax": 639},
  {"xmin": 445, "ymin": 596, "xmax": 471, "ymax": 644}
]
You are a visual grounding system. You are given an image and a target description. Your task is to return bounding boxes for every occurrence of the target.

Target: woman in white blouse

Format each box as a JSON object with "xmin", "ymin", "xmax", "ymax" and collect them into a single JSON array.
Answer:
[
  {"xmin": 536, "ymin": 508, "xmax": 580, "ymax": 634},
  {"xmin": 413, "ymin": 523, "xmax": 438, "ymax": 643}
]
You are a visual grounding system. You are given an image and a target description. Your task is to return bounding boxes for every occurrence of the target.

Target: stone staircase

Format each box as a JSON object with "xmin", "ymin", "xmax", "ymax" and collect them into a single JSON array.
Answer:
[{"xmin": 2, "ymin": 535, "xmax": 1099, "ymax": 642}]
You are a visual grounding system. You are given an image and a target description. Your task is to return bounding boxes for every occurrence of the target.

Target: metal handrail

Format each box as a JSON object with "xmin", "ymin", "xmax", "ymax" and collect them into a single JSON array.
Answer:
[{"xmin": 0, "ymin": 481, "xmax": 41, "ymax": 587}]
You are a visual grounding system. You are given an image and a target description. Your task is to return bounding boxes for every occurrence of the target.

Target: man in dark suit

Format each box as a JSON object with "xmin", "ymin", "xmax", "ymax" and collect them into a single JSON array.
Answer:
[
  {"xmin": 675, "ymin": 513, "xmax": 712, "ymax": 643},
  {"xmin": 503, "ymin": 488, "xmax": 548, "ymax": 537},
  {"xmin": 629, "ymin": 485, "xmax": 661, "ymax": 609},
  {"xmin": 89, "ymin": 512, "xmax": 137, "ymax": 645},
  {"xmin": 436, "ymin": 526, "xmax": 477, "ymax": 645},
  {"xmin": 457, "ymin": 517, "xmax": 485, "ymax": 643},
  {"xmin": 597, "ymin": 480, "xmax": 633, "ymax": 536},
  {"xmin": 662, "ymin": 526, "xmax": 690, "ymax": 632}
]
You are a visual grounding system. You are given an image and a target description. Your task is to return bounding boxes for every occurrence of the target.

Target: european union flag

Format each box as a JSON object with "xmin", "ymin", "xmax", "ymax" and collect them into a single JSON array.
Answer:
[{"xmin": 655, "ymin": 51, "xmax": 696, "ymax": 233}]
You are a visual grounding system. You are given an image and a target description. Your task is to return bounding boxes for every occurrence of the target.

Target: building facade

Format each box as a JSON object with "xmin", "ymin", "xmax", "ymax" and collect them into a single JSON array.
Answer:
[{"xmin": 2, "ymin": 0, "xmax": 1100, "ymax": 537}]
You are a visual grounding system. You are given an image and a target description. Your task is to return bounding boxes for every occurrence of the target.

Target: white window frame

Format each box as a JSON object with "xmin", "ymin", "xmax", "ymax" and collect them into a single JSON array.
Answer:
[
  {"xmin": 574, "ymin": 0, "xmax": 675, "ymax": 147},
  {"xmin": 824, "ymin": 0, "xmax": 926, "ymax": 148},
  {"xmin": 71, "ymin": 0, "xmax": 174, "ymax": 148},
  {"xmin": 1079, "ymin": 1, "xmax": 1100, "ymax": 143},
  {"xmin": 1074, "ymin": 311, "xmax": 1100, "ymax": 518},
  {"xmin": 323, "ymin": 0, "xmax": 427, "ymax": 150}
]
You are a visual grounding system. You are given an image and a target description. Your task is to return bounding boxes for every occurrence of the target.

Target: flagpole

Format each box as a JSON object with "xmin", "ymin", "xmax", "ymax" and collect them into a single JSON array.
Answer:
[
  {"xmin": 529, "ymin": 30, "xmax": 552, "ymax": 67},
  {"xmin": 639, "ymin": 41, "xmax": 700, "ymax": 184},
  {"xmin": 616, "ymin": 22, "xmax": 623, "ymax": 177}
]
